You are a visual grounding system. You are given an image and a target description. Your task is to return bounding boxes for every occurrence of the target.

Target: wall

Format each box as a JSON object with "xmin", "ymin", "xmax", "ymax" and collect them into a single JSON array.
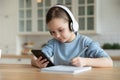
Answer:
[
  {"xmin": 90, "ymin": 0, "xmax": 120, "ymax": 45},
  {"xmin": 102, "ymin": 0, "xmax": 120, "ymax": 34},
  {"xmin": 0, "ymin": 0, "xmax": 18, "ymax": 54}
]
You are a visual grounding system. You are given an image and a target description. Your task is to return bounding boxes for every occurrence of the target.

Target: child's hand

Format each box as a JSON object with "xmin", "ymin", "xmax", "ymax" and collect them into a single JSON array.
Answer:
[
  {"xmin": 71, "ymin": 57, "xmax": 86, "ymax": 67},
  {"xmin": 31, "ymin": 56, "xmax": 49, "ymax": 68}
]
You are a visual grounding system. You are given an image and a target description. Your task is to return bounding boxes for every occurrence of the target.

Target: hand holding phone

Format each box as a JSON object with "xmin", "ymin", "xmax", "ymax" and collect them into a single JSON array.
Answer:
[{"xmin": 31, "ymin": 50, "xmax": 54, "ymax": 67}]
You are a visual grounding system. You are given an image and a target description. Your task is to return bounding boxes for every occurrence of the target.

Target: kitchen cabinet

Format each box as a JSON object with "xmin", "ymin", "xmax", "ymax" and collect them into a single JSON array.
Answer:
[
  {"xmin": 18, "ymin": 0, "xmax": 98, "ymax": 35},
  {"xmin": 0, "ymin": 55, "xmax": 32, "ymax": 64},
  {"xmin": 77, "ymin": 0, "xmax": 96, "ymax": 33},
  {"xmin": 113, "ymin": 60, "xmax": 120, "ymax": 67},
  {"xmin": 111, "ymin": 56, "xmax": 120, "ymax": 67},
  {"xmin": 0, "ymin": 58, "xmax": 31, "ymax": 64},
  {"xmin": 18, "ymin": 0, "xmax": 52, "ymax": 35}
]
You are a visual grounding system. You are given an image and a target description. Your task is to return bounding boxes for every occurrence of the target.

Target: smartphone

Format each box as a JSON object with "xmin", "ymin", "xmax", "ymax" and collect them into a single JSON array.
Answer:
[{"xmin": 31, "ymin": 50, "xmax": 54, "ymax": 67}]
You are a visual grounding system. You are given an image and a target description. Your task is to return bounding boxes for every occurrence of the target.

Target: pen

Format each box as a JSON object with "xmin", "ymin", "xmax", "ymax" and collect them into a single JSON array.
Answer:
[{"xmin": 77, "ymin": 46, "xmax": 89, "ymax": 57}]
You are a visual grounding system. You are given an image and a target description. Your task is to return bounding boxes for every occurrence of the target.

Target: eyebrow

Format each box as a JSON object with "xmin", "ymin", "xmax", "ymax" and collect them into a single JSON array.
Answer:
[
  {"xmin": 49, "ymin": 27, "xmax": 64, "ymax": 32},
  {"xmin": 49, "ymin": 21, "xmax": 68, "ymax": 31}
]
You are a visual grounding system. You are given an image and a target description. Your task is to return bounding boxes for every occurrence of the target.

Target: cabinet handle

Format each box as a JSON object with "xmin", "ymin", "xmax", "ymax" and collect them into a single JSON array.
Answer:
[{"xmin": 18, "ymin": 58, "xmax": 21, "ymax": 61}]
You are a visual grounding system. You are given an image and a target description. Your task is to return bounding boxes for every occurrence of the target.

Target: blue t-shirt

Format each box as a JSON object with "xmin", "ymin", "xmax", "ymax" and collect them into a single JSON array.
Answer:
[{"xmin": 41, "ymin": 33, "xmax": 110, "ymax": 65}]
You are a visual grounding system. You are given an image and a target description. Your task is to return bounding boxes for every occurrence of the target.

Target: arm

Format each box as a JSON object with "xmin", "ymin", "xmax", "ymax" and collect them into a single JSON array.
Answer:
[
  {"xmin": 73, "ymin": 36, "xmax": 113, "ymax": 67},
  {"xmin": 71, "ymin": 57, "xmax": 113, "ymax": 68}
]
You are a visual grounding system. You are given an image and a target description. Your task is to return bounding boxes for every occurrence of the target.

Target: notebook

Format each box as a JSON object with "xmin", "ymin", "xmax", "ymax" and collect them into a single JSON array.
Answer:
[{"xmin": 40, "ymin": 65, "xmax": 92, "ymax": 74}]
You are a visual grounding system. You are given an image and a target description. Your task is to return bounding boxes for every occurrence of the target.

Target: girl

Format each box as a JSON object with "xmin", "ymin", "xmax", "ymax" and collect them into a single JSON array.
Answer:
[{"xmin": 31, "ymin": 5, "xmax": 113, "ymax": 68}]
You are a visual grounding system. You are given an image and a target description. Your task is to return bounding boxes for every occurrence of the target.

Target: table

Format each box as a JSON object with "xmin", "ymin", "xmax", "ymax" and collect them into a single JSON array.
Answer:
[{"xmin": 0, "ymin": 64, "xmax": 120, "ymax": 80}]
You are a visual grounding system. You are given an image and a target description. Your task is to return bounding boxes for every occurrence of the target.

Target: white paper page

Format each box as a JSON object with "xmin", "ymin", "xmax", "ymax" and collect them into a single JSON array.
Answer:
[{"xmin": 40, "ymin": 65, "xmax": 92, "ymax": 74}]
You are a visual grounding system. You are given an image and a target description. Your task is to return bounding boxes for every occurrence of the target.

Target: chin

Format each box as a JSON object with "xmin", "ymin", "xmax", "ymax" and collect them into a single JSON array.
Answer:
[
  {"xmin": 61, "ymin": 40, "xmax": 69, "ymax": 43},
  {"xmin": 58, "ymin": 39, "xmax": 66, "ymax": 43}
]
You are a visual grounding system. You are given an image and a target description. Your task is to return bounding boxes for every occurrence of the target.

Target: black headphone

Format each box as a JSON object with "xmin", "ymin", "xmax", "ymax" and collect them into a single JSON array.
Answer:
[{"xmin": 51, "ymin": 5, "xmax": 79, "ymax": 32}]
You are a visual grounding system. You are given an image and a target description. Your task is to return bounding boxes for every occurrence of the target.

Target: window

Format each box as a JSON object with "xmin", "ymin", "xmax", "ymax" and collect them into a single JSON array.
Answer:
[
  {"xmin": 37, "ymin": 0, "xmax": 51, "ymax": 32},
  {"xmin": 77, "ymin": 0, "xmax": 95, "ymax": 33},
  {"xmin": 19, "ymin": 0, "xmax": 32, "ymax": 32}
]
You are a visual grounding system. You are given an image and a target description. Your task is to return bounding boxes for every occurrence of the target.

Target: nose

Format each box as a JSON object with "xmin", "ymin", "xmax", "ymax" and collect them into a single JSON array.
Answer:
[{"xmin": 54, "ymin": 32, "xmax": 60, "ymax": 38}]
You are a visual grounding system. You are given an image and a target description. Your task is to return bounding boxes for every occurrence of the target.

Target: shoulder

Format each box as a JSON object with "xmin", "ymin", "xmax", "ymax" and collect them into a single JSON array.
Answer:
[
  {"xmin": 46, "ymin": 38, "xmax": 60, "ymax": 46},
  {"xmin": 76, "ymin": 33, "xmax": 101, "ymax": 48},
  {"xmin": 47, "ymin": 38, "xmax": 59, "ymax": 44},
  {"xmin": 76, "ymin": 33, "xmax": 93, "ymax": 45}
]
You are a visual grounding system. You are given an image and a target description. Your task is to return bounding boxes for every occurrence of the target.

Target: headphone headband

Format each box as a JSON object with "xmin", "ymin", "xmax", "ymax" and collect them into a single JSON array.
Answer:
[{"xmin": 54, "ymin": 5, "xmax": 79, "ymax": 32}]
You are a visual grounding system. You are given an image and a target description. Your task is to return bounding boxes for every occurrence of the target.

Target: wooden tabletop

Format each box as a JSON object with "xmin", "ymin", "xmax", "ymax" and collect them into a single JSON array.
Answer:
[{"xmin": 0, "ymin": 64, "xmax": 120, "ymax": 80}]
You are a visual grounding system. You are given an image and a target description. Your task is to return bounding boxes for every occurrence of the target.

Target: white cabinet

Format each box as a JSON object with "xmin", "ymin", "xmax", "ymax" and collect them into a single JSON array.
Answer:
[
  {"xmin": 113, "ymin": 60, "xmax": 120, "ymax": 67},
  {"xmin": 0, "ymin": 58, "xmax": 31, "ymax": 64},
  {"xmin": 18, "ymin": 0, "xmax": 73, "ymax": 35},
  {"xmin": 76, "ymin": 0, "xmax": 96, "ymax": 33},
  {"xmin": 18, "ymin": 0, "xmax": 97, "ymax": 35},
  {"xmin": 0, "ymin": 55, "xmax": 32, "ymax": 64},
  {"xmin": 19, "ymin": 0, "xmax": 32, "ymax": 33},
  {"xmin": 18, "ymin": 0, "xmax": 53, "ymax": 35}
]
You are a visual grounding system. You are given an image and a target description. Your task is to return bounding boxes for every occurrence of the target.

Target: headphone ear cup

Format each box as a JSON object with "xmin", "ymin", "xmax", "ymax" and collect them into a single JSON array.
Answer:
[
  {"xmin": 69, "ymin": 22, "xmax": 73, "ymax": 31},
  {"xmin": 73, "ymin": 21, "xmax": 79, "ymax": 32}
]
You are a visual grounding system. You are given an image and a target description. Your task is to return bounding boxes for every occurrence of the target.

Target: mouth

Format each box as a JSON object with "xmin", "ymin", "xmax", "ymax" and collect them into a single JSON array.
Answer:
[
  {"xmin": 57, "ymin": 38, "xmax": 62, "ymax": 41},
  {"xmin": 56, "ymin": 38, "xmax": 64, "ymax": 42}
]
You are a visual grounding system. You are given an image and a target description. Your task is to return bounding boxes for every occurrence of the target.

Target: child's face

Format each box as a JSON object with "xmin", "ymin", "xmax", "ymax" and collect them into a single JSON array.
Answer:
[{"xmin": 47, "ymin": 18, "xmax": 75, "ymax": 43}]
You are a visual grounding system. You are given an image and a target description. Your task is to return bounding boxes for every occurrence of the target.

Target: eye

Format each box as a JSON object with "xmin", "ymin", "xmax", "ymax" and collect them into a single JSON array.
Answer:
[
  {"xmin": 50, "ymin": 31, "xmax": 55, "ymax": 35},
  {"xmin": 59, "ymin": 29, "xmax": 64, "ymax": 32}
]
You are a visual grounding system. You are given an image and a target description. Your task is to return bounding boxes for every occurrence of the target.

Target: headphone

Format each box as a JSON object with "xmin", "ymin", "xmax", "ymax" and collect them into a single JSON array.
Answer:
[{"xmin": 53, "ymin": 5, "xmax": 79, "ymax": 32}]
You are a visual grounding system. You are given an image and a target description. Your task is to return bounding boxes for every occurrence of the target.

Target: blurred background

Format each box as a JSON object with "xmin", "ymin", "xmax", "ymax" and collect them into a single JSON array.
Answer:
[{"xmin": 0, "ymin": 0, "xmax": 120, "ymax": 55}]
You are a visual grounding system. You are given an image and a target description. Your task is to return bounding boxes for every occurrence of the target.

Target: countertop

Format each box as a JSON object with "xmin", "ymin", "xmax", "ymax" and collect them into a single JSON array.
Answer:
[{"xmin": 1, "ymin": 54, "xmax": 33, "ymax": 59}]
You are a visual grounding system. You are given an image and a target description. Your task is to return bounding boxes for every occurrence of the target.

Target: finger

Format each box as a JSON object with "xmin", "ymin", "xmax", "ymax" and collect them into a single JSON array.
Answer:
[
  {"xmin": 71, "ymin": 60, "xmax": 77, "ymax": 65},
  {"xmin": 71, "ymin": 57, "xmax": 78, "ymax": 63},
  {"xmin": 71, "ymin": 57, "xmax": 80, "ymax": 66},
  {"xmin": 37, "ymin": 56, "xmax": 42, "ymax": 61},
  {"xmin": 39, "ymin": 58, "xmax": 47, "ymax": 64},
  {"xmin": 39, "ymin": 61, "xmax": 49, "ymax": 68},
  {"xmin": 35, "ymin": 58, "xmax": 48, "ymax": 68},
  {"xmin": 34, "ymin": 58, "xmax": 43, "ymax": 68},
  {"xmin": 42, "ymin": 61, "xmax": 49, "ymax": 68},
  {"xmin": 35, "ymin": 61, "xmax": 42, "ymax": 68}
]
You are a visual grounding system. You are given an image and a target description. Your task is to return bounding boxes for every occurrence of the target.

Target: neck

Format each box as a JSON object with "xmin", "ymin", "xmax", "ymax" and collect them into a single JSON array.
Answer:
[{"xmin": 67, "ymin": 32, "xmax": 76, "ymax": 43}]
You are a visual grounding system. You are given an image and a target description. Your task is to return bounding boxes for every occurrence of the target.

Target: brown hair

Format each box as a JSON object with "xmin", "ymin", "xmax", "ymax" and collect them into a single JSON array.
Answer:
[{"xmin": 46, "ymin": 7, "xmax": 71, "ymax": 24}]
